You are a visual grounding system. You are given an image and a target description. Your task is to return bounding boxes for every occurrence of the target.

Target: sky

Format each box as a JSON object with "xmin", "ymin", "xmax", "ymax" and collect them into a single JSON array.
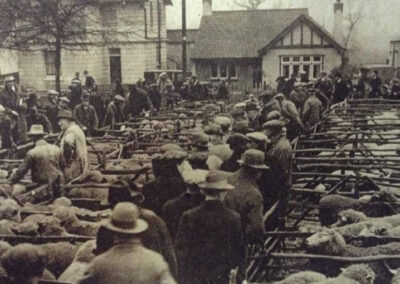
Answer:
[{"xmin": 166, "ymin": 0, "xmax": 400, "ymax": 64}]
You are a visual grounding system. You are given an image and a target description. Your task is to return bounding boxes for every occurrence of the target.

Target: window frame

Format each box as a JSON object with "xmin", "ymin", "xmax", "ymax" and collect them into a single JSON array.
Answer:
[
  {"xmin": 44, "ymin": 50, "xmax": 57, "ymax": 76},
  {"xmin": 280, "ymin": 55, "xmax": 324, "ymax": 80}
]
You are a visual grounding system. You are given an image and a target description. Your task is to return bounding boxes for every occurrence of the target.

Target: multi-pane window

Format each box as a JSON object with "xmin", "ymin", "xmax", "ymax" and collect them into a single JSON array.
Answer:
[
  {"xmin": 44, "ymin": 50, "xmax": 56, "ymax": 76},
  {"xmin": 210, "ymin": 63, "xmax": 237, "ymax": 79},
  {"xmin": 280, "ymin": 55, "xmax": 324, "ymax": 80}
]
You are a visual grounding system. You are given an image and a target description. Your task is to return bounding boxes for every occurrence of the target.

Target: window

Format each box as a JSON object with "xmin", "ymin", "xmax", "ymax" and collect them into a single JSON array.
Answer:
[
  {"xmin": 44, "ymin": 50, "xmax": 56, "ymax": 76},
  {"xmin": 229, "ymin": 64, "xmax": 237, "ymax": 78},
  {"xmin": 280, "ymin": 55, "xmax": 324, "ymax": 80},
  {"xmin": 220, "ymin": 64, "xmax": 228, "ymax": 78},
  {"xmin": 101, "ymin": 6, "xmax": 117, "ymax": 26},
  {"xmin": 211, "ymin": 63, "xmax": 218, "ymax": 78}
]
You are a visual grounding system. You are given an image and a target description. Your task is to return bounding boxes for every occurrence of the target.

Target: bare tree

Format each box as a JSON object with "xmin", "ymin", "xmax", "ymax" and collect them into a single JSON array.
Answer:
[
  {"xmin": 343, "ymin": 0, "xmax": 364, "ymax": 49},
  {"xmin": 0, "ymin": 0, "xmax": 142, "ymax": 92},
  {"xmin": 233, "ymin": 0, "xmax": 267, "ymax": 9}
]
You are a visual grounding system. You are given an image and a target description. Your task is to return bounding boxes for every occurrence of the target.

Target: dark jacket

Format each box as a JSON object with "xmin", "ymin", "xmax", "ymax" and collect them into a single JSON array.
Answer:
[
  {"xmin": 142, "ymin": 170, "xmax": 186, "ymax": 215},
  {"xmin": 315, "ymin": 77, "xmax": 332, "ymax": 96},
  {"xmin": 175, "ymin": 200, "xmax": 244, "ymax": 284},
  {"xmin": 139, "ymin": 208, "xmax": 178, "ymax": 279},
  {"xmin": 283, "ymin": 78, "xmax": 296, "ymax": 96},
  {"xmin": 126, "ymin": 87, "xmax": 151, "ymax": 117},
  {"xmin": 333, "ymin": 79, "xmax": 349, "ymax": 103},
  {"xmin": 85, "ymin": 76, "xmax": 96, "ymax": 91},
  {"xmin": 45, "ymin": 99, "xmax": 59, "ymax": 131},
  {"xmin": 77, "ymin": 240, "xmax": 176, "ymax": 284},
  {"xmin": 25, "ymin": 111, "xmax": 53, "ymax": 134},
  {"xmin": 161, "ymin": 192, "xmax": 205, "ymax": 239},
  {"xmin": 73, "ymin": 104, "xmax": 99, "ymax": 135},
  {"xmin": 224, "ymin": 168, "xmax": 264, "ymax": 243},
  {"xmin": 370, "ymin": 76, "xmax": 382, "ymax": 98},
  {"xmin": 220, "ymin": 151, "xmax": 242, "ymax": 173}
]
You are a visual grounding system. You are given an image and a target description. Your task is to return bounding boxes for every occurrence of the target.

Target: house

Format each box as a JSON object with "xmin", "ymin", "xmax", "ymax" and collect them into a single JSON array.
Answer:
[
  {"xmin": 14, "ymin": 0, "xmax": 172, "ymax": 91},
  {"xmin": 191, "ymin": 0, "xmax": 345, "ymax": 92},
  {"xmin": 167, "ymin": 29, "xmax": 198, "ymax": 72}
]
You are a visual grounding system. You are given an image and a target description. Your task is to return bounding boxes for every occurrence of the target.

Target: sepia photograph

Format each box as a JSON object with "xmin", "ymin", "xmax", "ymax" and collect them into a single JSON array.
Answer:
[{"xmin": 0, "ymin": 0, "xmax": 399, "ymax": 283}]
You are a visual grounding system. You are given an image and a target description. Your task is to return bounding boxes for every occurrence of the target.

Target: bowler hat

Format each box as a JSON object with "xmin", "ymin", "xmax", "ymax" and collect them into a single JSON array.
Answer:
[
  {"xmin": 58, "ymin": 110, "xmax": 74, "ymax": 121},
  {"xmin": 191, "ymin": 132, "xmax": 210, "ymax": 148},
  {"xmin": 28, "ymin": 124, "xmax": 46, "ymax": 136},
  {"xmin": 103, "ymin": 202, "xmax": 148, "ymax": 235},
  {"xmin": 238, "ymin": 149, "xmax": 268, "ymax": 170},
  {"xmin": 262, "ymin": 119, "xmax": 285, "ymax": 130},
  {"xmin": 198, "ymin": 170, "xmax": 234, "ymax": 191}
]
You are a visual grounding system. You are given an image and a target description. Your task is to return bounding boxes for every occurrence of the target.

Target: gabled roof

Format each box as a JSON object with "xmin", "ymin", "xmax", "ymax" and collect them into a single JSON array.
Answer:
[
  {"xmin": 167, "ymin": 29, "xmax": 198, "ymax": 44},
  {"xmin": 191, "ymin": 8, "xmax": 308, "ymax": 59},
  {"xmin": 258, "ymin": 14, "xmax": 345, "ymax": 54}
]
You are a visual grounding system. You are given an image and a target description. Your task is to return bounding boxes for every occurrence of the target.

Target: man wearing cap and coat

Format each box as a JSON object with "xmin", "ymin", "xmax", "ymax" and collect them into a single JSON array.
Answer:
[
  {"xmin": 224, "ymin": 149, "xmax": 266, "ymax": 244},
  {"xmin": 102, "ymin": 95, "xmax": 126, "ymax": 128},
  {"xmin": 175, "ymin": 171, "xmax": 244, "ymax": 284},
  {"xmin": 58, "ymin": 110, "xmax": 89, "ymax": 183},
  {"xmin": 220, "ymin": 133, "xmax": 248, "ymax": 172},
  {"xmin": 260, "ymin": 120, "xmax": 293, "ymax": 230},
  {"xmin": 77, "ymin": 202, "xmax": 176, "ymax": 284},
  {"xmin": 0, "ymin": 76, "xmax": 27, "ymax": 146},
  {"xmin": 10, "ymin": 124, "xmax": 65, "ymax": 185},
  {"xmin": 73, "ymin": 92, "xmax": 99, "ymax": 136}
]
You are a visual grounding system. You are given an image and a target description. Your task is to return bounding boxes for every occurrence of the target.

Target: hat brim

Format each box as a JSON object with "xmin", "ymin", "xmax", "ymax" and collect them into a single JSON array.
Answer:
[
  {"xmin": 103, "ymin": 218, "xmax": 148, "ymax": 235},
  {"xmin": 28, "ymin": 131, "xmax": 46, "ymax": 136},
  {"xmin": 237, "ymin": 160, "xmax": 269, "ymax": 170},
  {"xmin": 198, "ymin": 181, "xmax": 234, "ymax": 191}
]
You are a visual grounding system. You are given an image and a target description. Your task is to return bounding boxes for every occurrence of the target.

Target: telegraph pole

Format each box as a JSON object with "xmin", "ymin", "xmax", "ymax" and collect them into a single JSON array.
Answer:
[{"xmin": 182, "ymin": 0, "xmax": 187, "ymax": 76}]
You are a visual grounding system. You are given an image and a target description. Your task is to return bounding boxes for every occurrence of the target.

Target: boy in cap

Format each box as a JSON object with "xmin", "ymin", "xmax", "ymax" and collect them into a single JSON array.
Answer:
[
  {"xmin": 175, "ymin": 170, "xmax": 244, "ymax": 284},
  {"xmin": 77, "ymin": 202, "xmax": 176, "ymax": 284},
  {"xmin": 73, "ymin": 91, "xmax": 99, "ymax": 136},
  {"xmin": 10, "ymin": 124, "xmax": 64, "ymax": 185}
]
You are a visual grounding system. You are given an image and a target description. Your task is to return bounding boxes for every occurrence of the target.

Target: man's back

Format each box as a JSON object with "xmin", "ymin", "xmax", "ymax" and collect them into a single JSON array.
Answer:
[{"xmin": 79, "ymin": 241, "xmax": 176, "ymax": 284}]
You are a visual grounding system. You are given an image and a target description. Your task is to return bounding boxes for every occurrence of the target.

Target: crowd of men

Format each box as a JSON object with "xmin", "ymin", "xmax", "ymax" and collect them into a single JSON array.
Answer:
[{"xmin": 0, "ymin": 67, "xmax": 399, "ymax": 284}]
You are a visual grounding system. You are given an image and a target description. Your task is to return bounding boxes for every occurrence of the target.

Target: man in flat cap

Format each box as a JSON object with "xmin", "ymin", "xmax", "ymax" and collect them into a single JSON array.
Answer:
[
  {"xmin": 77, "ymin": 202, "xmax": 176, "ymax": 284},
  {"xmin": 224, "ymin": 149, "xmax": 267, "ymax": 244},
  {"xmin": 302, "ymin": 90, "xmax": 323, "ymax": 132},
  {"xmin": 102, "ymin": 95, "xmax": 126, "ymax": 128},
  {"xmin": 220, "ymin": 133, "xmax": 249, "ymax": 172},
  {"xmin": 58, "ymin": 109, "xmax": 89, "ymax": 183},
  {"xmin": 73, "ymin": 91, "xmax": 99, "ymax": 136},
  {"xmin": 274, "ymin": 93, "xmax": 304, "ymax": 140},
  {"xmin": 247, "ymin": 132, "xmax": 269, "ymax": 151},
  {"xmin": 68, "ymin": 78, "xmax": 83, "ymax": 109},
  {"xmin": 45, "ymin": 89, "xmax": 61, "ymax": 131},
  {"xmin": 258, "ymin": 90, "xmax": 281, "ymax": 126},
  {"xmin": 260, "ymin": 119, "xmax": 292, "ymax": 230},
  {"xmin": 190, "ymin": 132, "xmax": 223, "ymax": 170},
  {"xmin": 176, "ymin": 170, "xmax": 244, "ymax": 284},
  {"xmin": 0, "ymin": 75, "xmax": 27, "ymax": 146},
  {"xmin": 315, "ymin": 71, "xmax": 332, "ymax": 96}
]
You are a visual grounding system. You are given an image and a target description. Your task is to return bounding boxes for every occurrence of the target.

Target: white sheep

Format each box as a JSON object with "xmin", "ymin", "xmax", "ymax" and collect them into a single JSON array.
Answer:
[
  {"xmin": 314, "ymin": 264, "xmax": 375, "ymax": 284},
  {"xmin": 53, "ymin": 206, "xmax": 101, "ymax": 236},
  {"xmin": 273, "ymin": 271, "xmax": 327, "ymax": 284}
]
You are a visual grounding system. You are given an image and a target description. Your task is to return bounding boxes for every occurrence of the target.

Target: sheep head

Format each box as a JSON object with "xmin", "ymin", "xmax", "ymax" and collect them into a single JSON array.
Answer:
[
  {"xmin": 305, "ymin": 228, "xmax": 346, "ymax": 256},
  {"xmin": 332, "ymin": 209, "xmax": 368, "ymax": 227},
  {"xmin": 53, "ymin": 206, "xmax": 79, "ymax": 225},
  {"xmin": 340, "ymin": 264, "xmax": 375, "ymax": 284}
]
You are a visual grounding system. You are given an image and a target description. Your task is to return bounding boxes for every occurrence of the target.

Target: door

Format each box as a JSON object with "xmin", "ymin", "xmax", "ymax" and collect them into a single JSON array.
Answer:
[{"xmin": 109, "ymin": 48, "xmax": 121, "ymax": 84}]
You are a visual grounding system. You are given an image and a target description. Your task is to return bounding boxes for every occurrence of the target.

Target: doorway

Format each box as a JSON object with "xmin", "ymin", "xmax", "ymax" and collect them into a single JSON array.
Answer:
[{"xmin": 109, "ymin": 48, "xmax": 121, "ymax": 84}]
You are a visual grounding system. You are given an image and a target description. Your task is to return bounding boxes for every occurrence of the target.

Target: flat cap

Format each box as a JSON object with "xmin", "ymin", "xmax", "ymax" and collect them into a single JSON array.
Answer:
[
  {"xmin": 48, "ymin": 89, "xmax": 59, "ymax": 96},
  {"xmin": 161, "ymin": 150, "xmax": 188, "ymax": 160},
  {"xmin": 160, "ymin": 143, "xmax": 183, "ymax": 153},
  {"xmin": 274, "ymin": 93, "xmax": 285, "ymax": 100},
  {"xmin": 247, "ymin": 132, "xmax": 270, "ymax": 143},
  {"xmin": 226, "ymin": 133, "xmax": 248, "ymax": 147},
  {"xmin": 232, "ymin": 120, "xmax": 250, "ymax": 134},
  {"xmin": 230, "ymin": 107, "xmax": 245, "ymax": 117},
  {"xmin": 191, "ymin": 132, "xmax": 210, "ymax": 148},
  {"xmin": 114, "ymin": 95, "xmax": 125, "ymax": 102},
  {"xmin": 262, "ymin": 119, "xmax": 285, "ymax": 130},
  {"xmin": 266, "ymin": 110, "xmax": 281, "ymax": 121},
  {"xmin": 204, "ymin": 124, "xmax": 223, "ymax": 136}
]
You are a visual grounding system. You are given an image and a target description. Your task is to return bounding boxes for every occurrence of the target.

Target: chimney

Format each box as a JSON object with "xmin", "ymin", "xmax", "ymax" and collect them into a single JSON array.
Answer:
[
  {"xmin": 203, "ymin": 0, "xmax": 212, "ymax": 16},
  {"xmin": 333, "ymin": 0, "xmax": 344, "ymax": 44}
]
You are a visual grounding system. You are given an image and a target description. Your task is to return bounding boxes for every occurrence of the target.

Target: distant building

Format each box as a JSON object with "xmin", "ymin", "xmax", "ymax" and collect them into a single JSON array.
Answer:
[
  {"xmin": 192, "ymin": 0, "xmax": 345, "ymax": 92},
  {"xmin": 14, "ymin": 0, "xmax": 172, "ymax": 90},
  {"xmin": 167, "ymin": 29, "xmax": 198, "ymax": 72}
]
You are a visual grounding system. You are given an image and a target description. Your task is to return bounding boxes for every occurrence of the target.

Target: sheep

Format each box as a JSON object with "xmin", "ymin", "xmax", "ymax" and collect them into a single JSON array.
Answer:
[
  {"xmin": 0, "ymin": 220, "xmax": 18, "ymax": 235},
  {"xmin": 53, "ymin": 206, "xmax": 100, "ymax": 236},
  {"xmin": 359, "ymin": 222, "xmax": 400, "ymax": 238},
  {"xmin": 22, "ymin": 214, "xmax": 68, "ymax": 236},
  {"xmin": 305, "ymin": 227, "xmax": 400, "ymax": 283},
  {"xmin": 58, "ymin": 240, "xmax": 96, "ymax": 282},
  {"xmin": 273, "ymin": 271, "xmax": 327, "ymax": 284},
  {"xmin": 334, "ymin": 210, "xmax": 400, "ymax": 228},
  {"xmin": 38, "ymin": 242, "xmax": 80, "ymax": 278},
  {"xmin": 314, "ymin": 264, "xmax": 375, "ymax": 284}
]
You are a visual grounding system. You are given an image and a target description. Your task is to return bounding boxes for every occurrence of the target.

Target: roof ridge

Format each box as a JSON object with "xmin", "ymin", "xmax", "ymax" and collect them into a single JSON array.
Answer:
[{"xmin": 211, "ymin": 8, "xmax": 308, "ymax": 13}]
